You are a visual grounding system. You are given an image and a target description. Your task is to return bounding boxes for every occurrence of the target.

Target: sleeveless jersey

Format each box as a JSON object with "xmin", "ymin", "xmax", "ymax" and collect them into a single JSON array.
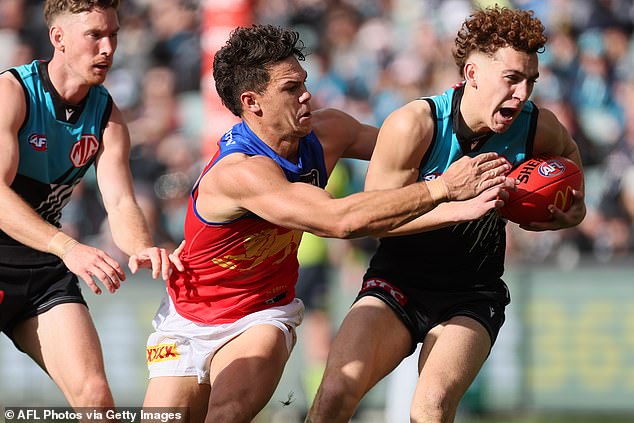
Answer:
[
  {"xmin": 366, "ymin": 83, "xmax": 538, "ymax": 292},
  {"xmin": 0, "ymin": 60, "xmax": 112, "ymax": 265},
  {"xmin": 168, "ymin": 121, "xmax": 328, "ymax": 324}
]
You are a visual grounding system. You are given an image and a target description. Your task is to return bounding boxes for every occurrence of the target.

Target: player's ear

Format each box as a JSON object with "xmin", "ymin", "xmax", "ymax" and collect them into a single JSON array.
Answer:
[
  {"xmin": 50, "ymin": 25, "xmax": 65, "ymax": 52},
  {"xmin": 240, "ymin": 91, "xmax": 261, "ymax": 114},
  {"xmin": 464, "ymin": 62, "xmax": 477, "ymax": 88}
]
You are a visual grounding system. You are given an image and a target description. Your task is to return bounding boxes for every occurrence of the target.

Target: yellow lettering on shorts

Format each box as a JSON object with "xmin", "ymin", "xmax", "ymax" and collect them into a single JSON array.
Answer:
[{"xmin": 146, "ymin": 343, "xmax": 180, "ymax": 364}]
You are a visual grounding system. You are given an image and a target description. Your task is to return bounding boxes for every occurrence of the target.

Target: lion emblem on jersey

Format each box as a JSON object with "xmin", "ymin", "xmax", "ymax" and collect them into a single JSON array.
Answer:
[{"xmin": 212, "ymin": 228, "xmax": 302, "ymax": 270}]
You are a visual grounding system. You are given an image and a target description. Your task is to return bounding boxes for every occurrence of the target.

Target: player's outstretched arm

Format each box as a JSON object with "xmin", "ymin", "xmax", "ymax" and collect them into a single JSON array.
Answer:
[
  {"xmin": 379, "ymin": 181, "xmax": 515, "ymax": 237},
  {"xmin": 198, "ymin": 149, "xmax": 509, "ymax": 239},
  {"xmin": 96, "ymin": 104, "xmax": 172, "ymax": 280}
]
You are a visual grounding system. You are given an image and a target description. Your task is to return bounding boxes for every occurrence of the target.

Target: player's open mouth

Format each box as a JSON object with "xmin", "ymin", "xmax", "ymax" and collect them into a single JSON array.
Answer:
[
  {"xmin": 499, "ymin": 107, "xmax": 516, "ymax": 119},
  {"xmin": 498, "ymin": 107, "xmax": 518, "ymax": 123}
]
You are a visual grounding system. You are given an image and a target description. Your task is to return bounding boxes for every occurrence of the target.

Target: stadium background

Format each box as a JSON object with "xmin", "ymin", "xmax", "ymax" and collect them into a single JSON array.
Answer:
[{"xmin": 1, "ymin": 0, "xmax": 634, "ymax": 422}]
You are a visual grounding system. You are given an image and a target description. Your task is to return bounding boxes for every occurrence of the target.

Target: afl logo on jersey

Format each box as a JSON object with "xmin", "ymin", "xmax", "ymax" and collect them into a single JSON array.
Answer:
[
  {"xmin": 28, "ymin": 133, "xmax": 47, "ymax": 151},
  {"xmin": 538, "ymin": 159, "xmax": 566, "ymax": 178},
  {"xmin": 70, "ymin": 134, "xmax": 99, "ymax": 167}
]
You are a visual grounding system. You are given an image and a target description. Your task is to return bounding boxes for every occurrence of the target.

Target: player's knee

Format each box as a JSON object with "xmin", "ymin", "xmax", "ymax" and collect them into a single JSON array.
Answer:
[
  {"xmin": 67, "ymin": 376, "xmax": 113, "ymax": 408},
  {"xmin": 206, "ymin": 400, "xmax": 253, "ymax": 423},
  {"xmin": 411, "ymin": 387, "xmax": 457, "ymax": 422},
  {"xmin": 312, "ymin": 375, "xmax": 358, "ymax": 416}
]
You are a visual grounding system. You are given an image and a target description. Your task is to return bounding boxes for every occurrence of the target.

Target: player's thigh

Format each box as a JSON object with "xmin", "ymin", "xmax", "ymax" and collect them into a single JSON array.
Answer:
[
  {"xmin": 323, "ymin": 295, "xmax": 412, "ymax": 395},
  {"xmin": 208, "ymin": 323, "xmax": 291, "ymax": 412},
  {"xmin": 13, "ymin": 302, "xmax": 106, "ymax": 374},
  {"xmin": 12, "ymin": 303, "xmax": 111, "ymax": 403},
  {"xmin": 144, "ymin": 376, "xmax": 209, "ymax": 423},
  {"xmin": 415, "ymin": 315, "xmax": 491, "ymax": 400}
]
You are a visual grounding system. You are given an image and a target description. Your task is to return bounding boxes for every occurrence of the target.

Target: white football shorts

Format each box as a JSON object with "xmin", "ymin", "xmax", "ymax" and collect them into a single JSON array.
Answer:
[{"xmin": 146, "ymin": 293, "xmax": 304, "ymax": 384}]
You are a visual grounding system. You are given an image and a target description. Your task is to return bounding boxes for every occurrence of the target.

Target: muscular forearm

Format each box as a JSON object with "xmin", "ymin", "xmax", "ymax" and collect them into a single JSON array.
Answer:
[
  {"xmin": 316, "ymin": 180, "xmax": 445, "ymax": 239},
  {"xmin": 376, "ymin": 201, "xmax": 466, "ymax": 237},
  {"xmin": 106, "ymin": 200, "xmax": 154, "ymax": 256}
]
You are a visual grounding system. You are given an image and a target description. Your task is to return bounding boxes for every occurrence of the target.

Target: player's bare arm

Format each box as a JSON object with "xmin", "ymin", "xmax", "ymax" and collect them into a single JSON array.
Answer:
[
  {"xmin": 199, "ymin": 141, "xmax": 510, "ymax": 239},
  {"xmin": 523, "ymin": 107, "xmax": 586, "ymax": 231},
  {"xmin": 533, "ymin": 108, "xmax": 584, "ymax": 166},
  {"xmin": 96, "ymin": 103, "xmax": 171, "ymax": 280},
  {"xmin": 379, "ymin": 187, "xmax": 512, "ymax": 237},
  {"xmin": 196, "ymin": 152, "xmax": 436, "ymax": 238},
  {"xmin": 0, "ymin": 73, "xmax": 63, "ymax": 251},
  {"xmin": 365, "ymin": 101, "xmax": 435, "ymax": 191}
]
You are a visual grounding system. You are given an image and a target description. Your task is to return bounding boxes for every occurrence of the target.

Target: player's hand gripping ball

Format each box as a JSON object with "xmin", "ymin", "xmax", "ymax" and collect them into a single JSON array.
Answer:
[{"xmin": 500, "ymin": 155, "xmax": 582, "ymax": 225}]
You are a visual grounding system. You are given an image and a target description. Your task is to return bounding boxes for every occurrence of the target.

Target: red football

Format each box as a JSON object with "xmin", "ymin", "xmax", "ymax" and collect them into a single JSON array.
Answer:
[{"xmin": 499, "ymin": 155, "xmax": 583, "ymax": 225}]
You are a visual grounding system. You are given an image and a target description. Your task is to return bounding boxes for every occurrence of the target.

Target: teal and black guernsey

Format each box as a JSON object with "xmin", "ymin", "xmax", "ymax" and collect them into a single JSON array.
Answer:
[
  {"xmin": 366, "ymin": 82, "xmax": 539, "ymax": 292},
  {"xmin": 0, "ymin": 60, "xmax": 112, "ymax": 265}
]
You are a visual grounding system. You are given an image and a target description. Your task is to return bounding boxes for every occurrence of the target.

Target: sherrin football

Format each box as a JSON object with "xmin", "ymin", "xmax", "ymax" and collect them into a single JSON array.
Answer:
[{"xmin": 499, "ymin": 155, "xmax": 583, "ymax": 225}]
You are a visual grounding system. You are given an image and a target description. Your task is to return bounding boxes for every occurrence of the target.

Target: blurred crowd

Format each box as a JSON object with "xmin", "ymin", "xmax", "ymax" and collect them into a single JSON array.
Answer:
[{"xmin": 2, "ymin": 0, "xmax": 633, "ymax": 268}]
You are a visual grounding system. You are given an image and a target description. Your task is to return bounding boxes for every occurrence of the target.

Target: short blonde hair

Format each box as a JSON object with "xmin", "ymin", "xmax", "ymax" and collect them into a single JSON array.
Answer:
[{"xmin": 44, "ymin": 0, "xmax": 120, "ymax": 26}]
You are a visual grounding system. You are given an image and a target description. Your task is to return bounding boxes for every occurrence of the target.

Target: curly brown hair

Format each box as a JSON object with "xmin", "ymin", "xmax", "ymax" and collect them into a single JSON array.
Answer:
[
  {"xmin": 44, "ymin": 0, "xmax": 120, "ymax": 26},
  {"xmin": 452, "ymin": 6, "xmax": 547, "ymax": 77}
]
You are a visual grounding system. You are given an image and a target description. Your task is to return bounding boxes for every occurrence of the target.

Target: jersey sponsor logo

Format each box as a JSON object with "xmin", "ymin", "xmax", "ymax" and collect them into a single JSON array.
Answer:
[
  {"xmin": 146, "ymin": 343, "xmax": 180, "ymax": 364},
  {"xmin": 361, "ymin": 278, "xmax": 407, "ymax": 306},
  {"xmin": 28, "ymin": 133, "xmax": 47, "ymax": 151},
  {"xmin": 538, "ymin": 159, "xmax": 566, "ymax": 178},
  {"xmin": 69, "ymin": 134, "xmax": 99, "ymax": 167}
]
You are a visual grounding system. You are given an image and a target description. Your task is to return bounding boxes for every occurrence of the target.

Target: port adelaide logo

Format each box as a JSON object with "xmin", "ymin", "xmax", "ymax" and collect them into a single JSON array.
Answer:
[{"xmin": 70, "ymin": 134, "xmax": 99, "ymax": 167}]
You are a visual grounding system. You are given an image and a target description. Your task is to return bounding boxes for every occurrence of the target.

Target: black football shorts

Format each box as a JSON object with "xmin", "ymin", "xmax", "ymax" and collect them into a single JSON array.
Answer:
[
  {"xmin": 355, "ymin": 275, "xmax": 509, "ymax": 355},
  {"xmin": 0, "ymin": 260, "xmax": 87, "ymax": 341}
]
